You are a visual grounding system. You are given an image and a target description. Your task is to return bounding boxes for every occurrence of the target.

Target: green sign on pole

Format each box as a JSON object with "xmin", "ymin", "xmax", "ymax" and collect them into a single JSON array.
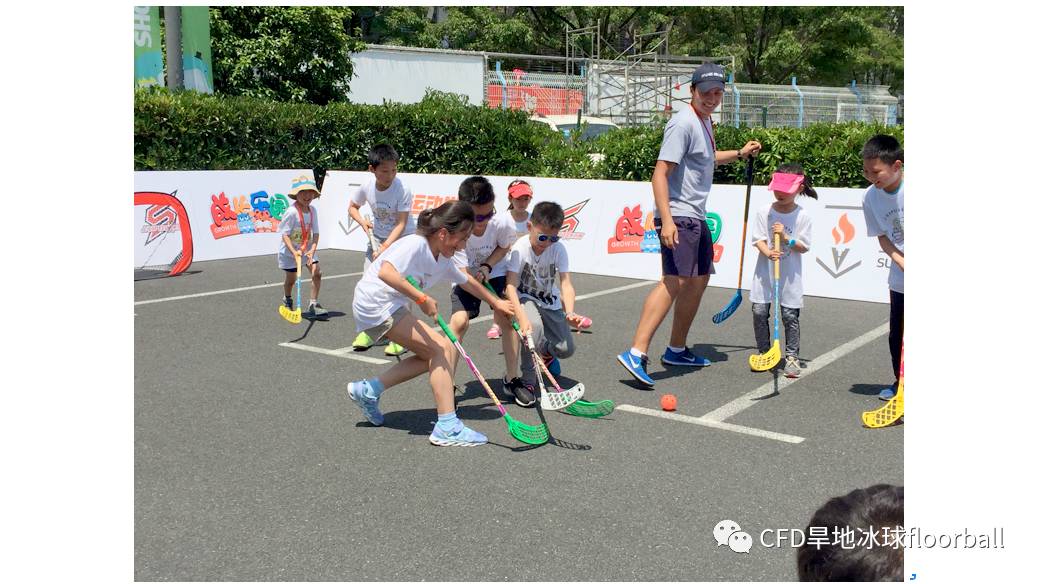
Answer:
[
  {"xmin": 180, "ymin": 6, "xmax": 213, "ymax": 93},
  {"xmin": 133, "ymin": 6, "xmax": 164, "ymax": 87}
]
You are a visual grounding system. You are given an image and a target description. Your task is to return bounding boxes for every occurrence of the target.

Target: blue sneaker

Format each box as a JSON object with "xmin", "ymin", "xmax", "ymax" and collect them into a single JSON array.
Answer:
[
  {"xmin": 878, "ymin": 383, "xmax": 897, "ymax": 401},
  {"xmin": 661, "ymin": 347, "xmax": 711, "ymax": 367},
  {"xmin": 429, "ymin": 422, "xmax": 488, "ymax": 446},
  {"xmin": 617, "ymin": 350, "xmax": 655, "ymax": 387},
  {"xmin": 347, "ymin": 380, "xmax": 384, "ymax": 426},
  {"xmin": 542, "ymin": 353, "xmax": 561, "ymax": 377}
]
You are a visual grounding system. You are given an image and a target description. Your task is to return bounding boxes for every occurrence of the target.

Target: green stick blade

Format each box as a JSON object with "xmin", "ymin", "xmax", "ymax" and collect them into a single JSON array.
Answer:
[
  {"xmin": 504, "ymin": 414, "xmax": 549, "ymax": 445},
  {"xmin": 564, "ymin": 399, "xmax": 615, "ymax": 418}
]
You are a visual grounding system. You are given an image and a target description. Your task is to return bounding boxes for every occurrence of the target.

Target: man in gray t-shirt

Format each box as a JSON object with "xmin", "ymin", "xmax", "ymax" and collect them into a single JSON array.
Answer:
[{"xmin": 617, "ymin": 62, "xmax": 762, "ymax": 387}]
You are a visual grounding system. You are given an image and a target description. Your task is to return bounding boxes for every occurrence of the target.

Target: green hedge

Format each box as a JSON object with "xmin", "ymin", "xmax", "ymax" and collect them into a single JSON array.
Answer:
[{"xmin": 135, "ymin": 88, "xmax": 902, "ymax": 188}]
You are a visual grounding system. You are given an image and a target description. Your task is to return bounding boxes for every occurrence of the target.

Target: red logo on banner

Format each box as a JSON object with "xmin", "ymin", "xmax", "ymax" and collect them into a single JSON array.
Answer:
[
  {"xmin": 608, "ymin": 204, "xmax": 646, "ymax": 254},
  {"xmin": 559, "ymin": 199, "xmax": 589, "ymax": 240},
  {"xmin": 210, "ymin": 192, "xmax": 240, "ymax": 239},
  {"xmin": 411, "ymin": 193, "xmax": 459, "ymax": 217},
  {"xmin": 142, "ymin": 204, "xmax": 179, "ymax": 245}
]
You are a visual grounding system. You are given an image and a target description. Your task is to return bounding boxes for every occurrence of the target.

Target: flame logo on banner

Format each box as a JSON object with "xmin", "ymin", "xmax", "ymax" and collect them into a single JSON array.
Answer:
[{"xmin": 831, "ymin": 214, "xmax": 856, "ymax": 245}]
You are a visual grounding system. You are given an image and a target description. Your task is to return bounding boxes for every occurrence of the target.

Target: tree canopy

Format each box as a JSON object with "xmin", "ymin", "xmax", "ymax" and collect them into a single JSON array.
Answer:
[
  {"xmin": 211, "ymin": 6, "xmax": 365, "ymax": 104},
  {"xmin": 206, "ymin": 6, "xmax": 902, "ymax": 105},
  {"xmin": 350, "ymin": 6, "xmax": 903, "ymax": 92}
]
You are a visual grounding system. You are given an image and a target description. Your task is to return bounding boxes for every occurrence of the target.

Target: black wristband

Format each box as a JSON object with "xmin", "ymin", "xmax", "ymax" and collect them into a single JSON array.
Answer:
[{"xmin": 480, "ymin": 263, "xmax": 492, "ymax": 272}]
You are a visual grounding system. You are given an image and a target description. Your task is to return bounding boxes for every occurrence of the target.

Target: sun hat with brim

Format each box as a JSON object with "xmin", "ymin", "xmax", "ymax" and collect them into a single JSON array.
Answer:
[
  {"xmin": 768, "ymin": 172, "xmax": 805, "ymax": 194},
  {"xmin": 507, "ymin": 181, "xmax": 533, "ymax": 199},
  {"xmin": 288, "ymin": 176, "xmax": 320, "ymax": 199}
]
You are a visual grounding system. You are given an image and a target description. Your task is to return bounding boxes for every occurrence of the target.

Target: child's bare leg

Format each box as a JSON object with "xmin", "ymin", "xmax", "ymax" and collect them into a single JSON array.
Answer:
[
  {"xmin": 496, "ymin": 309, "xmax": 520, "ymax": 379},
  {"xmin": 448, "ymin": 310, "xmax": 470, "ymax": 339},
  {"xmin": 378, "ymin": 317, "xmax": 458, "ymax": 404},
  {"xmin": 377, "ymin": 354, "xmax": 431, "ymax": 389},
  {"xmin": 307, "ymin": 262, "xmax": 322, "ymax": 301},
  {"xmin": 283, "ymin": 271, "xmax": 296, "ymax": 297}
]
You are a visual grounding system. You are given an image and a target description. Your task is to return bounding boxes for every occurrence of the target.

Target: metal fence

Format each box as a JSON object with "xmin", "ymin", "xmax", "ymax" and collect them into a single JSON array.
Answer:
[
  {"xmin": 483, "ymin": 52, "xmax": 900, "ymax": 127},
  {"xmin": 716, "ymin": 80, "xmax": 900, "ymax": 128}
]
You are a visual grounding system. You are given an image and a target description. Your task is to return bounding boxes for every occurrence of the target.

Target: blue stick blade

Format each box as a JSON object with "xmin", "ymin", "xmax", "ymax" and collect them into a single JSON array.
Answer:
[{"xmin": 712, "ymin": 291, "xmax": 743, "ymax": 324}]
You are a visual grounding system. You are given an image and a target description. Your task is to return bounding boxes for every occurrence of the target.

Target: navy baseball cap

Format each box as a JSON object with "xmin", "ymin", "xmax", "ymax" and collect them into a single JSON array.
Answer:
[{"xmin": 690, "ymin": 63, "xmax": 726, "ymax": 92}]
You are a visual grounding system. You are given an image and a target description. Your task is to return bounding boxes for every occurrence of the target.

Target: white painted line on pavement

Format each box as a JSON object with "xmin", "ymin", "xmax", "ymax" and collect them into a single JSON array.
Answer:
[
  {"xmin": 279, "ymin": 342, "xmax": 392, "ymax": 364},
  {"xmin": 700, "ymin": 323, "xmax": 889, "ymax": 423},
  {"xmin": 616, "ymin": 404, "xmax": 805, "ymax": 444},
  {"xmin": 469, "ymin": 279, "xmax": 656, "ymax": 325},
  {"xmin": 135, "ymin": 272, "xmax": 363, "ymax": 305}
]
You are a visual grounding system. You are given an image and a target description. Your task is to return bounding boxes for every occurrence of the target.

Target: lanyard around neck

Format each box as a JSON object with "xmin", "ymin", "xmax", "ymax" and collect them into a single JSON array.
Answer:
[
  {"xmin": 294, "ymin": 203, "xmax": 311, "ymax": 248},
  {"xmin": 692, "ymin": 106, "xmax": 716, "ymax": 151}
]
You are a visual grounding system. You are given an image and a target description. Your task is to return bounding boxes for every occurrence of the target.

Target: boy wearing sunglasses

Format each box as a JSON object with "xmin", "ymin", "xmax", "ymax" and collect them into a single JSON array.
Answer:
[
  {"xmin": 446, "ymin": 177, "xmax": 521, "ymax": 388},
  {"xmin": 504, "ymin": 202, "xmax": 582, "ymax": 407}
]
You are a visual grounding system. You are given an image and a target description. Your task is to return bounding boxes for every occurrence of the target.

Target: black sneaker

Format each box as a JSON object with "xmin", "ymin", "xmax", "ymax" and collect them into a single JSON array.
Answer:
[
  {"xmin": 283, "ymin": 296, "xmax": 293, "ymax": 310},
  {"xmin": 505, "ymin": 377, "xmax": 537, "ymax": 408}
]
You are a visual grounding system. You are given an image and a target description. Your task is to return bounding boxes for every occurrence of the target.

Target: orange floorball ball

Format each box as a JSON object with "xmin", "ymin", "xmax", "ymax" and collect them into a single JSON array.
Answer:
[{"xmin": 660, "ymin": 394, "xmax": 677, "ymax": 411}]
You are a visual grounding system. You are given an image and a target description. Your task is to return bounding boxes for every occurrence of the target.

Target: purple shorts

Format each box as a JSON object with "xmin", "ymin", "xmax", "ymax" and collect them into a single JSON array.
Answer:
[{"xmin": 655, "ymin": 216, "xmax": 715, "ymax": 277}]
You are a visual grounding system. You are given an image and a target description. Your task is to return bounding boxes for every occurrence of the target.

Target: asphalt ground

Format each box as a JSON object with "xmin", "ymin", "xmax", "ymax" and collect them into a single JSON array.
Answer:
[{"xmin": 135, "ymin": 250, "xmax": 903, "ymax": 581}]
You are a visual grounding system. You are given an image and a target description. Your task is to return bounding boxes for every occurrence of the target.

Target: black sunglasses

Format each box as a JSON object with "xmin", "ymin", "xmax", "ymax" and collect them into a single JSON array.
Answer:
[{"xmin": 536, "ymin": 234, "xmax": 560, "ymax": 243}]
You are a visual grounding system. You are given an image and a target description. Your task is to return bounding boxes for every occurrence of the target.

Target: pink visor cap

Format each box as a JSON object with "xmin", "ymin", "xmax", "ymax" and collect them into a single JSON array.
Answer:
[{"xmin": 768, "ymin": 172, "xmax": 804, "ymax": 193}]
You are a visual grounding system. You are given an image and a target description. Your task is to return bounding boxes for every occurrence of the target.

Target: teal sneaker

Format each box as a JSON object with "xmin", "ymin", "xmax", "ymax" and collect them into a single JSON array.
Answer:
[{"xmin": 347, "ymin": 380, "xmax": 384, "ymax": 426}]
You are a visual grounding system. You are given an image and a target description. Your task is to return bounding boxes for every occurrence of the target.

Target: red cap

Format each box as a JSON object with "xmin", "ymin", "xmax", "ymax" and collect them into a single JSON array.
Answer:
[{"xmin": 508, "ymin": 181, "xmax": 533, "ymax": 199}]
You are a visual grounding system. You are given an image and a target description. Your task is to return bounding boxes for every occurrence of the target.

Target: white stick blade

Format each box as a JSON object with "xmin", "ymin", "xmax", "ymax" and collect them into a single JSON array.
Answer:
[{"xmin": 540, "ymin": 383, "xmax": 586, "ymax": 411}]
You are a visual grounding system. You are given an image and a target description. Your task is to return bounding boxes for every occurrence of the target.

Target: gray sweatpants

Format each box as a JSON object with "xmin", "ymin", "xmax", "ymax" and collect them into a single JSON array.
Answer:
[
  {"xmin": 751, "ymin": 302, "xmax": 801, "ymax": 358},
  {"xmin": 519, "ymin": 298, "xmax": 575, "ymax": 384}
]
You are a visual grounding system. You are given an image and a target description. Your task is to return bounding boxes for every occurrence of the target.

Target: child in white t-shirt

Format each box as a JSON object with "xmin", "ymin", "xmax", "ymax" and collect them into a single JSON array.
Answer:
[
  {"xmin": 445, "ymin": 177, "xmax": 519, "ymax": 395},
  {"xmin": 505, "ymin": 201, "xmax": 584, "ymax": 407},
  {"xmin": 750, "ymin": 164, "xmax": 816, "ymax": 378},
  {"xmin": 347, "ymin": 200, "xmax": 514, "ymax": 447},
  {"xmin": 861, "ymin": 134, "xmax": 904, "ymax": 401},
  {"xmin": 507, "ymin": 178, "xmax": 533, "ymax": 237},
  {"xmin": 277, "ymin": 175, "xmax": 326, "ymax": 318},
  {"xmin": 347, "ymin": 143, "xmax": 415, "ymax": 354}
]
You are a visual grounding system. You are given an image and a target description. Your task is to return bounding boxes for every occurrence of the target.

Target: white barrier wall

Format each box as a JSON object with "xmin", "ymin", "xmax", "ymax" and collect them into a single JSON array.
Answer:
[
  {"xmin": 347, "ymin": 47, "xmax": 486, "ymax": 106},
  {"xmin": 134, "ymin": 170, "xmax": 321, "ymax": 264},
  {"xmin": 136, "ymin": 170, "xmax": 892, "ymax": 304}
]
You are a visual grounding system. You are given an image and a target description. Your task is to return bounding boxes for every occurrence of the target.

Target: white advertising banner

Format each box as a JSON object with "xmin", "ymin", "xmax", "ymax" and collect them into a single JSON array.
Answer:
[
  {"xmin": 134, "ymin": 170, "xmax": 322, "ymax": 264},
  {"xmin": 322, "ymin": 171, "xmax": 890, "ymax": 304},
  {"xmin": 135, "ymin": 170, "xmax": 892, "ymax": 304}
]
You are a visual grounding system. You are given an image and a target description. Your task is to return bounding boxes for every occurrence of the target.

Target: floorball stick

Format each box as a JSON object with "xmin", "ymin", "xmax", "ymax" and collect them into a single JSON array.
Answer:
[
  {"xmin": 712, "ymin": 156, "xmax": 755, "ymax": 324},
  {"xmin": 407, "ymin": 277, "xmax": 549, "ymax": 445},
  {"xmin": 749, "ymin": 231, "xmax": 782, "ymax": 371}
]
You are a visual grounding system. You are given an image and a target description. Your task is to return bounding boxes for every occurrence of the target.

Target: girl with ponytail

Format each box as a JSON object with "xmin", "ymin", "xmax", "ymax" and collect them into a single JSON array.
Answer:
[{"xmin": 347, "ymin": 200, "xmax": 514, "ymax": 446}]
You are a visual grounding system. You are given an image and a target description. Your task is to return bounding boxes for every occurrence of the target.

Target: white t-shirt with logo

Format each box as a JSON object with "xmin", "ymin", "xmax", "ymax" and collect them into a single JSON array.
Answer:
[
  {"xmin": 749, "ymin": 204, "xmax": 813, "ymax": 308},
  {"xmin": 352, "ymin": 234, "xmax": 468, "ymax": 331},
  {"xmin": 453, "ymin": 213, "xmax": 517, "ymax": 279},
  {"xmin": 656, "ymin": 106, "xmax": 716, "ymax": 220},
  {"xmin": 276, "ymin": 203, "xmax": 320, "ymax": 269},
  {"xmin": 507, "ymin": 235, "xmax": 569, "ymax": 311},
  {"xmin": 350, "ymin": 177, "xmax": 416, "ymax": 240},
  {"xmin": 863, "ymin": 181, "xmax": 905, "ymax": 294}
]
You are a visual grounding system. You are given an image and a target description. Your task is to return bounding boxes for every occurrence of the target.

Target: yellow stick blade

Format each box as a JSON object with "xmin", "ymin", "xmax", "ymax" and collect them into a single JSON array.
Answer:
[
  {"xmin": 748, "ymin": 341, "xmax": 781, "ymax": 371},
  {"xmin": 862, "ymin": 389, "xmax": 903, "ymax": 428},
  {"xmin": 279, "ymin": 305, "xmax": 302, "ymax": 324}
]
